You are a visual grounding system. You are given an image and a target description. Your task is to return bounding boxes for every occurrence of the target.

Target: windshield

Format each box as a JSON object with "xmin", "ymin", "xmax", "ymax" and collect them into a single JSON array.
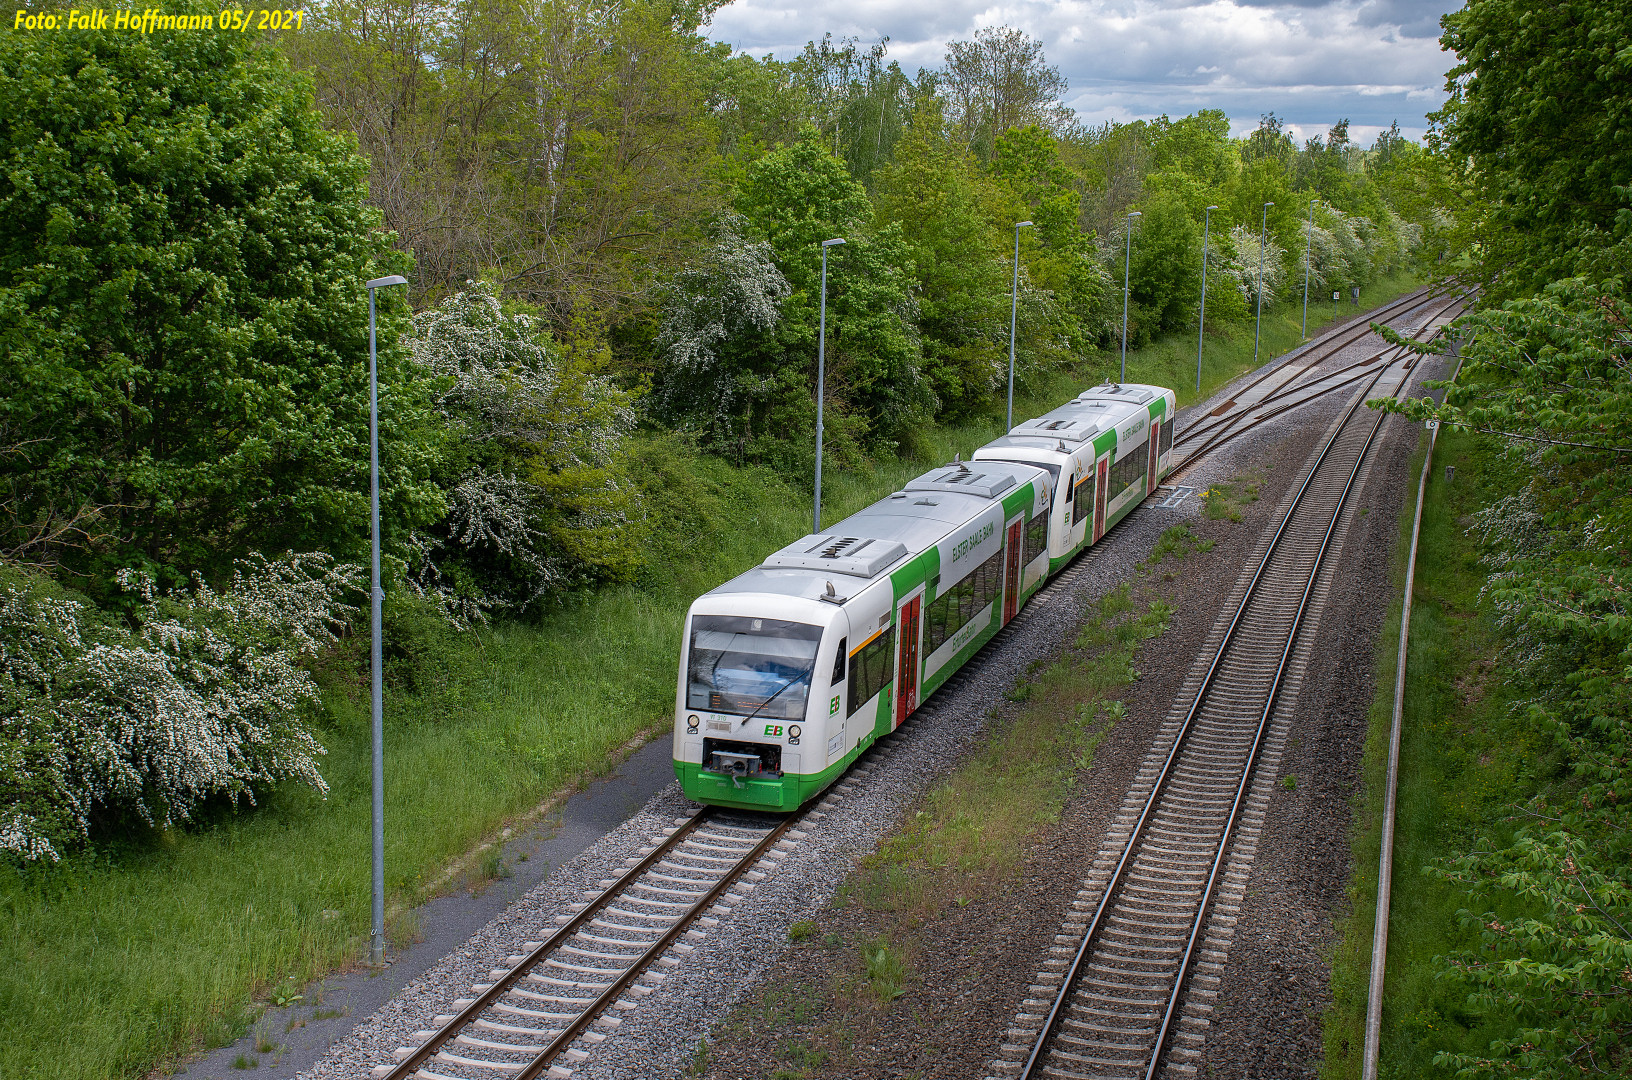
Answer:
[{"xmin": 687, "ymin": 615, "xmax": 822, "ymax": 720}]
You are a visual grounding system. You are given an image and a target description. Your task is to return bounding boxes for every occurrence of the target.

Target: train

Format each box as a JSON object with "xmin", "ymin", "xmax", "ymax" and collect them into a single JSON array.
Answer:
[{"xmin": 671, "ymin": 382, "xmax": 1178, "ymax": 812}]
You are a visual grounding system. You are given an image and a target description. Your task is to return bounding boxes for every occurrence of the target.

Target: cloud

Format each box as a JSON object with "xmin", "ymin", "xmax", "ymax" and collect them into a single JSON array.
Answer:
[{"xmin": 706, "ymin": 0, "xmax": 1461, "ymax": 138}]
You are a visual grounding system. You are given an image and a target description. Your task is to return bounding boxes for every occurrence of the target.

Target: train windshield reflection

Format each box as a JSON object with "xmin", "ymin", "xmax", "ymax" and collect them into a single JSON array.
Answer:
[{"xmin": 688, "ymin": 615, "xmax": 821, "ymax": 720}]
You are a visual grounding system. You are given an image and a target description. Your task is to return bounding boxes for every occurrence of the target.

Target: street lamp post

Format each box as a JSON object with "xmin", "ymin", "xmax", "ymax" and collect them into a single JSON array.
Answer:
[
  {"xmin": 1302, "ymin": 198, "xmax": 1316, "ymax": 340},
  {"xmin": 1253, "ymin": 201, "xmax": 1274, "ymax": 365},
  {"xmin": 1007, "ymin": 221, "xmax": 1034, "ymax": 430},
  {"xmin": 364, "ymin": 272, "xmax": 408, "ymax": 968},
  {"xmin": 1121, "ymin": 210, "xmax": 1141, "ymax": 383},
  {"xmin": 1197, "ymin": 205, "xmax": 1218, "ymax": 393},
  {"xmin": 814, "ymin": 237, "xmax": 845, "ymax": 534}
]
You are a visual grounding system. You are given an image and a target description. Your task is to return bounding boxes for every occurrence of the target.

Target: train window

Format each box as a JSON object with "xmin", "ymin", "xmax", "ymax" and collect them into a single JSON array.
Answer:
[
  {"xmin": 1025, "ymin": 510, "xmax": 1047, "ymax": 564},
  {"xmin": 847, "ymin": 626, "xmax": 895, "ymax": 714},
  {"xmin": 688, "ymin": 615, "xmax": 822, "ymax": 720},
  {"xmin": 831, "ymin": 637, "xmax": 846, "ymax": 684},
  {"xmin": 1111, "ymin": 445, "xmax": 1144, "ymax": 496},
  {"xmin": 923, "ymin": 548, "xmax": 1003, "ymax": 656},
  {"xmin": 1160, "ymin": 414, "xmax": 1173, "ymax": 456},
  {"xmin": 1074, "ymin": 474, "xmax": 1094, "ymax": 526}
]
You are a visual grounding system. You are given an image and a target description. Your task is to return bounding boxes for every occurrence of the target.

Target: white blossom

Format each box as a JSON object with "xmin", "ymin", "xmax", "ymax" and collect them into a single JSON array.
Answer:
[{"xmin": 0, "ymin": 554, "xmax": 358, "ymax": 860}]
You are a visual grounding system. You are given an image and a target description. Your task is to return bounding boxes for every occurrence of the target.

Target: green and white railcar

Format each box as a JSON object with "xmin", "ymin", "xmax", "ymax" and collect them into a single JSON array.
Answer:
[
  {"xmin": 672, "ymin": 382, "xmax": 1176, "ymax": 813},
  {"xmin": 973, "ymin": 382, "xmax": 1176, "ymax": 569}
]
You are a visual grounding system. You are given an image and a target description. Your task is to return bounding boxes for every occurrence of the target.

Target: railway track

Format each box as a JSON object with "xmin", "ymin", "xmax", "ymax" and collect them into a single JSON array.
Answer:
[
  {"xmin": 373, "ymin": 807, "xmax": 806, "ymax": 1080},
  {"xmin": 989, "ymin": 341, "xmax": 1438, "ymax": 1080},
  {"xmin": 1171, "ymin": 290, "xmax": 1467, "ymax": 474}
]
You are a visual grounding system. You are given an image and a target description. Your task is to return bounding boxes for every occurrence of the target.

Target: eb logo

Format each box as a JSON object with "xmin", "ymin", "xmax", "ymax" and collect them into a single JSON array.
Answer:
[
  {"xmin": 829, "ymin": 696, "xmax": 840, "ymax": 715},
  {"xmin": 763, "ymin": 724, "xmax": 783, "ymax": 737}
]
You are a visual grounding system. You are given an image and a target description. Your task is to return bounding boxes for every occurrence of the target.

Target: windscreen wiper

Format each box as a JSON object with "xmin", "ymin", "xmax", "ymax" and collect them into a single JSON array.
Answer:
[{"xmin": 738, "ymin": 664, "xmax": 814, "ymax": 727}]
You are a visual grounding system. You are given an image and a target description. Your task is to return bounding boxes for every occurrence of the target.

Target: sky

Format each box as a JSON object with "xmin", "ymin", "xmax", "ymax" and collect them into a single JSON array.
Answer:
[{"xmin": 704, "ymin": 0, "xmax": 1464, "ymax": 146}]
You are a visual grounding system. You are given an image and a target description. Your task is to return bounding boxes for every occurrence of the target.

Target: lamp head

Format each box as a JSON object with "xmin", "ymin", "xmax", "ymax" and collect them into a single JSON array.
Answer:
[
  {"xmin": 1205, "ymin": 205, "xmax": 1219, "ymax": 211},
  {"xmin": 1264, "ymin": 202, "xmax": 1274, "ymax": 208},
  {"xmin": 1016, "ymin": 220, "xmax": 1034, "ymax": 229},
  {"xmin": 1128, "ymin": 211, "xmax": 1142, "ymax": 218},
  {"xmin": 366, "ymin": 275, "xmax": 409, "ymax": 289},
  {"xmin": 822, "ymin": 237, "xmax": 846, "ymax": 248}
]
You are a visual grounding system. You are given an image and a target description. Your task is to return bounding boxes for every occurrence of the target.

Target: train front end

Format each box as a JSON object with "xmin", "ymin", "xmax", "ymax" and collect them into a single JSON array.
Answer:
[{"xmin": 673, "ymin": 592, "xmax": 849, "ymax": 813}]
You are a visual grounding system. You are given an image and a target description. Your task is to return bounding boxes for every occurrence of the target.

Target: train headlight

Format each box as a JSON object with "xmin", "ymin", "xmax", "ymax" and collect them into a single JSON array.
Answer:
[
  {"xmin": 787, "ymin": 724, "xmax": 801, "ymax": 745},
  {"xmin": 686, "ymin": 714, "xmax": 700, "ymax": 733}
]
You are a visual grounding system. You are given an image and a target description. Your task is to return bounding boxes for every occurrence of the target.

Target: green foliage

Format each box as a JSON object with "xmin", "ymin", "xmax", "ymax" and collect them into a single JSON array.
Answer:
[
  {"xmin": 862, "ymin": 940, "xmax": 908, "ymax": 1001},
  {"xmin": 1434, "ymin": 0, "xmax": 1632, "ymax": 297},
  {"xmin": 729, "ymin": 138, "xmax": 930, "ymax": 461},
  {"xmin": 872, "ymin": 112, "xmax": 1014, "ymax": 418},
  {"xmin": 405, "ymin": 283, "xmax": 641, "ymax": 620},
  {"xmin": 1127, "ymin": 190, "xmax": 1202, "ymax": 342},
  {"xmin": 1378, "ymin": 272, "xmax": 1632, "ymax": 1077},
  {"xmin": 0, "ymin": 15, "xmax": 431, "ymax": 592}
]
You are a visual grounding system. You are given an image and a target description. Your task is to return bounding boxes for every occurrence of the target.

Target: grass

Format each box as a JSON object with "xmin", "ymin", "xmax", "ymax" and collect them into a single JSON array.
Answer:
[
  {"xmin": 0, "ymin": 275, "xmax": 1420, "ymax": 1080},
  {"xmin": 1322, "ymin": 429, "xmax": 1553, "ymax": 1078},
  {"xmin": 835, "ymin": 583, "xmax": 1170, "ymax": 924}
]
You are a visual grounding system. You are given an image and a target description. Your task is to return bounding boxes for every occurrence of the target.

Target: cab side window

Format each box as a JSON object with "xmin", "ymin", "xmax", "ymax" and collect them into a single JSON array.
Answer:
[{"xmin": 847, "ymin": 628, "xmax": 895, "ymax": 714}]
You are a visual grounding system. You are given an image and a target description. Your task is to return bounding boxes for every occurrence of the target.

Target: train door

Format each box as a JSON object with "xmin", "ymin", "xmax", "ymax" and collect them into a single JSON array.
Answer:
[
  {"xmin": 1002, "ymin": 519, "xmax": 1023, "ymax": 623},
  {"xmin": 895, "ymin": 596, "xmax": 921, "ymax": 727},
  {"xmin": 1146, "ymin": 417, "xmax": 1161, "ymax": 495},
  {"xmin": 1093, "ymin": 455, "xmax": 1110, "ymax": 542}
]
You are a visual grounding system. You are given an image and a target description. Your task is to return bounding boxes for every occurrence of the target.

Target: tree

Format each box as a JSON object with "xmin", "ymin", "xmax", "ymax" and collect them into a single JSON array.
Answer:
[
  {"xmin": 406, "ymin": 283, "xmax": 639, "ymax": 623},
  {"xmin": 0, "ymin": 10, "xmax": 439, "ymax": 595},
  {"xmin": 1434, "ymin": 0, "xmax": 1632, "ymax": 295},
  {"xmin": 874, "ymin": 112, "xmax": 1015, "ymax": 418},
  {"xmin": 939, "ymin": 27, "xmax": 1072, "ymax": 160},
  {"xmin": 728, "ymin": 138, "xmax": 928, "ymax": 463},
  {"xmin": 1384, "ymin": 275, "xmax": 1632, "ymax": 1079},
  {"xmin": 289, "ymin": 0, "xmax": 723, "ymax": 331},
  {"xmin": 992, "ymin": 124, "xmax": 1111, "ymax": 352},
  {"xmin": 1127, "ymin": 191, "xmax": 1202, "ymax": 342}
]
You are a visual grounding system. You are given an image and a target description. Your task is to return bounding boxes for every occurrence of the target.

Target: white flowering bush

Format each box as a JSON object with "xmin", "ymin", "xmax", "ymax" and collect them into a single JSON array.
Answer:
[
  {"xmin": 0, "ymin": 553, "xmax": 359, "ymax": 861},
  {"xmin": 651, "ymin": 213, "xmax": 791, "ymax": 439},
  {"xmin": 406, "ymin": 282, "xmax": 638, "ymax": 623},
  {"xmin": 1226, "ymin": 223, "xmax": 1289, "ymax": 308}
]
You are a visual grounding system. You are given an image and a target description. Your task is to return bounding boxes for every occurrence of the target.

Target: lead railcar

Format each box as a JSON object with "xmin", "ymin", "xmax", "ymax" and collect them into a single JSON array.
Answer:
[{"xmin": 672, "ymin": 383, "xmax": 1178, "ymax": 812}]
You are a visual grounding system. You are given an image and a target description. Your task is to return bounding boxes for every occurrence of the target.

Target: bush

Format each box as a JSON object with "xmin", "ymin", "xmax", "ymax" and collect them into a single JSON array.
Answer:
[
  {"xmin": 406, "ymin": 283, "xmax": 640, "ymax": 623},
  {"xmin": 0, "ymin": 554, "xmax": 358, "ymax": 860}
]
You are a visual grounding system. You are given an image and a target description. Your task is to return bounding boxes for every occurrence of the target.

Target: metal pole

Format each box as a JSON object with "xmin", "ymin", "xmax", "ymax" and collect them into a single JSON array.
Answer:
[
  {"xmin": 1008, "ymin": 221, "xmax": 1032, "ymax": 430},
  {"xmin": 1197, "ymin": 205, "xmax": 1216, "ymax": 393},
  {"xmin": 364, "ymin": 273, "xmax": 406, "ymax": 968},
  {"xmin": 815, "ymin": 238, "xmax": 844, "ymax": 534},
  {"xmin": 1121, "ymin": 211, "xmax": 1141, "ymax": 383},
  {"xmin": 1303, "ymin": 199, "xmax": 1314, "ymax": 339},
  {"xmin": 1253, "ymin": 201, "xmax": 1273, "ymax": 365}
]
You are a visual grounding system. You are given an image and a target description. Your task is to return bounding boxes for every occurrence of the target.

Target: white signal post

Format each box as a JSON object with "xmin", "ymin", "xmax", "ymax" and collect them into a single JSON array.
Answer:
[
  {"xmin": 1007, "ymin": 221, "xmax": 1034, "ymax": 430},
  {"xmin": 814, "ymin": 238, "xmax": 844, "ymax": 534},
  {"xmin": 364, "ymin": 272, "xmax": 408, "ymax": 968},
  {"xmin": 1197, "ymin": 206, "xmax": 1218, "ymax": 392},
  {"xmin": 1253, "ymin": 202, "xmax": 1274, "ymax": 365},
  {"xmin": 1121, "ymin": 211, "xmax": 1141, "ymax": 383}
]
